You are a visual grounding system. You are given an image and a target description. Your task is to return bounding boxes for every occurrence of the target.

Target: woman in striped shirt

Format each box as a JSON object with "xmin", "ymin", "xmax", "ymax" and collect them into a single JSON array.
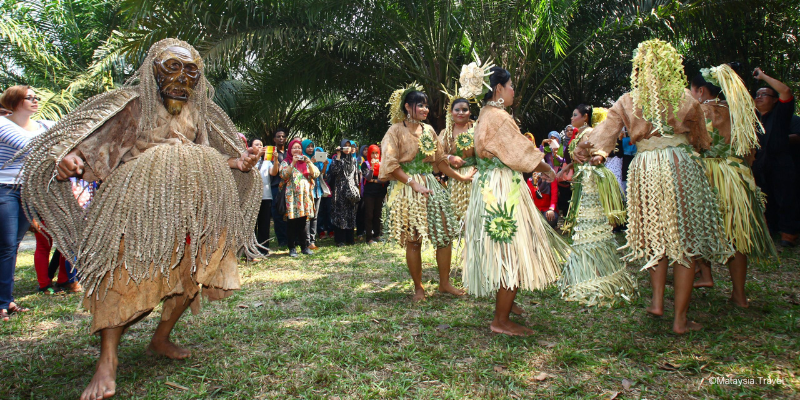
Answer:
[{"xmin": 0, "ymin": 85, "xmax": 53, "ymax": 321}]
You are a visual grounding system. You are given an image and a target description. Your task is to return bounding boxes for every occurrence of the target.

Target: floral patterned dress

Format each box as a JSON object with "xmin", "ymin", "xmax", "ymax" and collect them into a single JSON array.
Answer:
[{"xmin": 280, "ymin": 161, "xmax": 320, "ymax": 220}]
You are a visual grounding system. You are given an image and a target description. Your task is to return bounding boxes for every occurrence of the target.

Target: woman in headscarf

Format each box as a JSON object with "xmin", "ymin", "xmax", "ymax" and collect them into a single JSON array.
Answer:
[
  {"xmin": 330, "ymin": 139, "xmax": 361, "ymax": 246},
  {"xmin": 356, "ymin": 144, "xmax": 370, "ymax": 237},
  {"xmin": 361, "ymin": 144, "xmax": 388, "ymax": 244},
  {"xmin": 302, "ymin": 139, "xmax": 328, "ymax": 250},
  {"xmin": 280, "ymin": 138, "xmax": 320, "ymax": 257}
]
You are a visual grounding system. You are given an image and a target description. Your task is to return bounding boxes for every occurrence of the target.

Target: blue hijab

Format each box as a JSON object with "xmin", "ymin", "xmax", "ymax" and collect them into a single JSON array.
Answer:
[{"xmin": 301, "ymin": 139, "xmax": 315, "ymax": 157}]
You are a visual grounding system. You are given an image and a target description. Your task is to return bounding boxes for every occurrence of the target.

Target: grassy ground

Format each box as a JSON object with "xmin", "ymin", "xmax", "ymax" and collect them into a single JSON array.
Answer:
[{"xmin": 1, "ymin": 235, "xmax": 799, "ymax": 399}]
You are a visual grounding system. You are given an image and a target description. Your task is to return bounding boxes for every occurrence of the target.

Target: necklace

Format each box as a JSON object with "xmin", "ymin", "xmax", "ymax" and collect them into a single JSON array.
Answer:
[{"xmin": 486, "ymin": 97, "xmax": 505, "ymax": 109}]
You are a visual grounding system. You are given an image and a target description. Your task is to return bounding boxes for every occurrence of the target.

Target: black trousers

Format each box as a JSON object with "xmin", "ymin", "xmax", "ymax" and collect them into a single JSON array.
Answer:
[
  {"xmin": 287, "ymin": 217, "xmax": 308, "ymax": 250},
  {"xmin": 557, "ymin": 184, "xmax": 571, "ymax": 216},
  {"xmin": 255, "ymin": 199, "xmax": 272, "ymax": 248},
  {"xmin": 305, "ymin": 197, "xmax": 321, "ymax": 244},
  {"xmin": 757, "ymin": 163, "xmax": 800, "ymax": 235},
  {"xmin": 363, "ymin": 195, "xmax": 384, "ymax": 241},
  {"xmin": 356, "ymin": 198, "xmax": 366, "ymax": 235},
  {"xmin": 334, "ymin": 227, "xmax": 354, "ymax": 245}
]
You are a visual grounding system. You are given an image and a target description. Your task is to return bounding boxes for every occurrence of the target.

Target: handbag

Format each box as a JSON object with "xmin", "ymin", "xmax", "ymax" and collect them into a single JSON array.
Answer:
[
  {"xmin": 345, "ymin": 175, "xmax": 361, "ymax": 204},
  {"xmin": 320, "ymin": 179, "xmax": 332, "ymax": 198},
  {"xmin": 275, "ymin": 182, "xmax": 287, "ymax": 216}
]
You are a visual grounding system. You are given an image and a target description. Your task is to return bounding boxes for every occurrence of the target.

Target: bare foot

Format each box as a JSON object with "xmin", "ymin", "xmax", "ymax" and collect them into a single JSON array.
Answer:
[
  {"xmin": 81, "ymin": 357, "xmax": 117, "ymax": 400},
  {"xmin": 412, "ymin": 287, "xmax": 426, "ymax": 302},
  {"xmin": 490, "ymin": 319, "xmax": 534, "ymax": 336},
  {"xmin": 673, "ymin": 318, "xmax": 703, "ymax": 334},
  {"xmin": 438, "ymin": 283, "xmax": 465, "ymax": 296},
  {"xmin": 146, "ymin": 339, "xmax": 191, "ymax": 360},
  {"xmin": 511, "ymin": 303, "xmax": 524, "ymax": 315},
  {"xmin": 693, "ymin": 279, "xmax": 714, "ymax": 288},
  {"xmin": 729, "ymin": 296, "xmax": 749, "ymax": 308},
  {"xmin": 645, "ymin": 305, "xmax": 663, "ymax": 317}
]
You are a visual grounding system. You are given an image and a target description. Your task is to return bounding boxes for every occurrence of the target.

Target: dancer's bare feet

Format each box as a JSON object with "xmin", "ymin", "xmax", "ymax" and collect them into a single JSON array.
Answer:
[
  {"xmin": 510, "ymin": 303, "xmax": 524, "ymax": 315},
  {"xmin": 412, "ymin": 287, "xmax": 426, "ymax": 302},
  {"xmin": 729, "ymin": 296, "xmax": 749, "ymax": 308},
  {"xmin": 645, "ymin": 304, "xmax": 664, "ymax": 317},
  {"xmin": 146, "ymin": 339, "xmax": 191, "ymax": 359},
  {"xmin": 438, "ymin": 282, "xmax": 465, "ymax": 296},
  {"xmin": 693, "ymin": 278, "xmax": 714, "ymax": 288},
  {"xmin": 673, "ymin": 318, "xmax": 703, "ymax": 334},
  {"xmin": 490, "ymin": 319, "xmax": 534, "ymax": 336},
  {"xmin": 81, "ymin": 357, "xmax": 117, "ymax": 400}
]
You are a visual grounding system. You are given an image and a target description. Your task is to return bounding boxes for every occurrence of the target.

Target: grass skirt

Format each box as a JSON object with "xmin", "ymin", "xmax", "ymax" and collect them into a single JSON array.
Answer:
[
  {"xmin": 382, "ymin": 173, "xmax": 459, "ymax": 248},
  {"xmin": 624, "ymin": 144, "xmax": 732, "ymax": 269},
  {"xmin": 563, "ymin": 163, "xmax": 626, "ymax": 234},
  {"xmin": 449, "ymin": 166, "xmax": 474, "ymax": 225},
  {"xmin": 463, "ymin": 166, "xmax": 570, "ymax": 297},
  {"xmin": 559, "ymin": 164, "xmax": 637, "ymax": 306},
  {"xmin": 700, "ymin": 157, "xmax": 777, "ymax": 261}
]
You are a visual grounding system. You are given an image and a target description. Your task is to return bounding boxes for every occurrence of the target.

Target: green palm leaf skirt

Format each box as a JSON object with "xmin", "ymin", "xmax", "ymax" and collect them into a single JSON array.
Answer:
[
  {"xmin": 563, "ymin": 163, "xmax": 626, "ymax": 235},
  {"xmin": 559, "ymin": 165, "xmax": 637, "ymax": 307},
  {"xmin": 623, "ymin": 141, "xmax": 733, "ymax": 270},
  {"xmin": 463, "ymin": 164, "xmax": 571, "ymax": 298},
  {"xmin": 700, "ymin": 157, "xmax": 778, "ymax": 262},
  {"xmin": 382, "ymin": 173, "xmax": 459, "ymax": 249}
]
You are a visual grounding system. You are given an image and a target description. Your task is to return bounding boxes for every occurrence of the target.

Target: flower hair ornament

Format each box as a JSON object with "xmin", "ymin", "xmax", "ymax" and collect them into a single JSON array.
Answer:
[
  {"xmin": 387, "ymin": 81, "xmax": 425, "ymax": 124},
  {"xmin": 703, "ymin": 63, "xmax": 763, "ymax": 156},
  {"xmin": 459, "ymin": 51, "xmax": 495, "ymax": 100}
]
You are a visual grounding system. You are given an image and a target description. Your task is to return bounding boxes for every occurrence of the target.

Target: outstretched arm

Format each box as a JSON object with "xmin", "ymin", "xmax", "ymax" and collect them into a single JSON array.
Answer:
[{"xmin": 754, "ymin": 68, "xmax": 792, "ymax": 101}]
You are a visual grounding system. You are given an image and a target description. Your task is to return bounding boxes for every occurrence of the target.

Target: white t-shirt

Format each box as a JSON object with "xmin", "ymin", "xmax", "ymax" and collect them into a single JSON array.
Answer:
[
  {"xmin": 0, "ymin": 117, "xmax": 53, "ymax": 184},
  {"xmin": 258, "ymin": 160, "xmax": 273, "ymax": 200}
]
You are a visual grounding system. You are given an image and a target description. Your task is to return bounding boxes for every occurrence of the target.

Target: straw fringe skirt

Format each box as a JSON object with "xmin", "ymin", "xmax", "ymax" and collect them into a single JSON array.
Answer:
[
  {"xmin": 463, "ymin": 167, "xmax": 570, "ymax": 297},
  {"xmin": 448, "ymin": 166, "xmax": 474, "ymax": 224},
  {"xmin": 700, "ymin": 158, "xmax": 777, "ymax": 261},
  {"xmin": 559, "ymin": 165, "xmax": 636, "ymax": 307},
  {"xmin": 382, "ymin": 173, "xmax": 459, "ymax": 248},
  {"xmin": 623, "ymin": 141, "xmax": 732, "ymax": 269}
]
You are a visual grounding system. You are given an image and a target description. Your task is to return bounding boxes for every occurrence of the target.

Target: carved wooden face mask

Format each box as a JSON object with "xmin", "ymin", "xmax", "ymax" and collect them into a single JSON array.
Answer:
[{"xmin": 153, "ymin": 46, "xmax": 201, "ymax": 115}]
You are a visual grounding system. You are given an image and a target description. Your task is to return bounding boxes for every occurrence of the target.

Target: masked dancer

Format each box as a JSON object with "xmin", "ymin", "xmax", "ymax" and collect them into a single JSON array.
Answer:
[{"xmin": 17, "ymin": 39, "xmax": 262, "ymax": 399}]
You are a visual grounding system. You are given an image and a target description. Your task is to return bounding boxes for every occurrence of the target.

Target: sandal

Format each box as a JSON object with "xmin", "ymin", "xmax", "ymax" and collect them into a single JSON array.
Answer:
[
  {"xmin": 8, "ymin": 303, "xmax": 29, "ymax": 314},
  {"xmin": 38, "ymin": 285, "xmax": 64, "ymax": 295}
]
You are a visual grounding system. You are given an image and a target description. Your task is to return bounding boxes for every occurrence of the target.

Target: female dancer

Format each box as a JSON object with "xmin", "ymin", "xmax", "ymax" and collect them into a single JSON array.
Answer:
[
  {"xmin": 461, "ymin": 64, "xmax": 570, "ymax": 336},
  {"xmin": 559, "ymin": 105, "xmax": 634, "ymax": 307},
  {"xmin": 438, "ymin": 92, "xmax": 476, "ymax": 223},
  {"xmin": 689, "ymin": 63, "xmax": 778, "ymax": 306},
  {"xmin": 577, "ymin": 39, "xmax": 732, "ymax": 334},
  {"xmin": 379, "ymin": 84, "xmax": 475, "ymax": 301}
]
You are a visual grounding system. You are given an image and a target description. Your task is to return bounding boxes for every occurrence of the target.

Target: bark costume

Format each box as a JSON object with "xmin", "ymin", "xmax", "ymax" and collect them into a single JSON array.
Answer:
[
  {"xmin": 583, "ymin": 40, "xmax": 732, "ymax": 270},
  {"xmin": 379, "ymin": 84, "xmax": 458, "ymax": 248},
  {"xmin": 695, "ymin": 65, "xmax": 777, "ymax": 261},
  {"xmin": 559, "ymin": 108, "xmax": 636, "ymax": 307},
  {"xmin": 462, "ymin": 105, "xmax": 570, "ymax": 297},
  {"xmin": 17, "ymin": 39, "xmax": 260, "ymax": 333}
]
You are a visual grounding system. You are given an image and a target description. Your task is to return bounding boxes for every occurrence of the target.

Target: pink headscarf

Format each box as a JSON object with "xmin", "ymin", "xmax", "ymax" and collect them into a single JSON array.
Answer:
[{"xmin": 286, "ymin": 138, "xmax": 310, "ymax": 177}]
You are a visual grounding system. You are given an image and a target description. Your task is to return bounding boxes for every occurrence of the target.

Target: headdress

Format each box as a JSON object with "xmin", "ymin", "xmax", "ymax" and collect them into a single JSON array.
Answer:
[
  {"xmin": 629, "ymin": 39, "xmax": 686, "ymax": 135},
  {"xmin": 387, "ymin": 82, "xmax": 424, "ymax": 124},
  {"xmin": 591, "ymin": 107, "xmax": 608, "ymax": 128},
  {"xmin": 701, "ymin": 63, "xmax": 762, "ymax": 155},
  {"xmin": 458, "ymin": 51, "xmax": 495, "ymax": 99}
]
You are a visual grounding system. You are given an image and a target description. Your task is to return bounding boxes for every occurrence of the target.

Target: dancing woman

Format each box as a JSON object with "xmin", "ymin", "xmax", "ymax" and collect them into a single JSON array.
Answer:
[
  {"xmin": 438, "ymin": 90, "xmax": 477, "ymax": 224},
  {"xmin": 379, "ymin": 84, "xmax": 475, "ymax": 301},
  {"xmin": 461, "ymin": 63, "xmax": 570, "ymax": 336},
  {"xmin": 559, "ymin": 105, "xmax": 635, "ymax": 307},
  {"xmin": 689, "ymin": 63, "xmax": 778, "ymax": 306},
  {"xmin": 576, "ymin": 39, "xmax": 732, "ymax": 334}
]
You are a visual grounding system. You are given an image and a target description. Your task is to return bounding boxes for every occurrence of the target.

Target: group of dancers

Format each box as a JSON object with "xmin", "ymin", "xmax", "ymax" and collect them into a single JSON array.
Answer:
[
  {"xmin": 378, "ymin": 39, "xmax": 777, "ymax": 337},
  {"xmin": 15, "ymin": 38, "xmax": 777, "ymax": 399}
]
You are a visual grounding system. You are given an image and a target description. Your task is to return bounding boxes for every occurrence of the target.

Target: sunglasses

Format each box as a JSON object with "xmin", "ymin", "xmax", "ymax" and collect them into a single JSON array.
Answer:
[
  {"xmin": 25, "ymin": 96, "xmax": 41, "ymax": 102},
  {"xmin": 755, "ymin": 93, "xmax": 777, "ymax": 99}
]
